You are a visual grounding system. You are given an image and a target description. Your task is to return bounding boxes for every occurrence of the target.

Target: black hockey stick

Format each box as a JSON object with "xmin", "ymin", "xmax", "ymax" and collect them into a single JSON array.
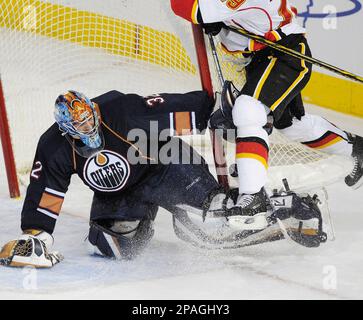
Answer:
[{"xmin": 224, "ymin": 25, "xmax": 363, "ymax": 84}]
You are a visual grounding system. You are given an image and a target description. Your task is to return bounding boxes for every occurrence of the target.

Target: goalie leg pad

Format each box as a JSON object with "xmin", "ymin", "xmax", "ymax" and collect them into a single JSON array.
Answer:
[{"xmin": 269, "ymin": 189, "xmax": 327, "ymax": 247}]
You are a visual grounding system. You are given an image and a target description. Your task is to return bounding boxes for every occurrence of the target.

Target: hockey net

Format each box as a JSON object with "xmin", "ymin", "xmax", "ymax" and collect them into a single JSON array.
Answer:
[{"xmin": 0, "ymin": 0, "xmax": 351, "ymax": 196}]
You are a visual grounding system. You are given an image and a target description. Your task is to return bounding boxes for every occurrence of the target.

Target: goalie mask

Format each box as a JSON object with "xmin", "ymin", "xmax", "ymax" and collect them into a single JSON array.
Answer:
[{"xmin": 54, "ymin": 90, "xmax": 104, "ymax": 158}]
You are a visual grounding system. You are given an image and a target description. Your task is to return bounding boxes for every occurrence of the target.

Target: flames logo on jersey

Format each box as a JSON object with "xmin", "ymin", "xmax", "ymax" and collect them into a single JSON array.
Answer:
[
  {"xmin": 220, "ymin": 0, "xmax": 247, "ymax": 10},
  {"xmin": 83, "ymin": 150, "xmax": 130, "ymax": 192}
]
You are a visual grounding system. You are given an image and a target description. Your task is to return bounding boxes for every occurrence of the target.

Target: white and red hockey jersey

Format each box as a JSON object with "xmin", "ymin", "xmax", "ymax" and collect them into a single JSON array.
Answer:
[{"xmin": 171, "ymin": 0, "xmax": 305, "ymax": 52}]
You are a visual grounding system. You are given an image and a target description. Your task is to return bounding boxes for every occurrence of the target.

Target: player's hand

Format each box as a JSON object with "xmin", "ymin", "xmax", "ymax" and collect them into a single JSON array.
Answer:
[
  {"xmin": 203, "ymin": 22, "xmax": 225, "ymax": 36},
  {"xmin": 249, "ymin": 30, "xmax": 283, "ymax": 52},
  {"xmin": 0, "ymin": 230, "xmax": 63, "ymax": 268}
]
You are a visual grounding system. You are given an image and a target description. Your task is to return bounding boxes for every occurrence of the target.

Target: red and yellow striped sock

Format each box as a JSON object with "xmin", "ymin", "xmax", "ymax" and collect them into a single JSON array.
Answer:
[{"xmin": 236, "ymin": 137, "xmax": 269, "ymax": 170}]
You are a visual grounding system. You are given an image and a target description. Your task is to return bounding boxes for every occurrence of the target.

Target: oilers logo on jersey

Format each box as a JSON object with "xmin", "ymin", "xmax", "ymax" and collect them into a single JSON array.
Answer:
[{"xmin": 83, "ymin": 150, "xmax": 131, "ymax": 192}]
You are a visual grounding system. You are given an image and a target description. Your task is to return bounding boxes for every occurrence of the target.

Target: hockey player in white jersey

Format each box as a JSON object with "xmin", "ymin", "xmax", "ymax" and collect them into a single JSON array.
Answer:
[{"xmin": 171, "ymin": 0, "xmax": 363, "ymax": 231}]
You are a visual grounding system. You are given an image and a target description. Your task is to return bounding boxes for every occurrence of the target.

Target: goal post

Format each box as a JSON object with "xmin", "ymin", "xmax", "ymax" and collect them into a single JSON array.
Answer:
[
  {"xmin": 192, "ymin": 24, "xmax": 229, "ymax": 189},
  {"xmin": 0, "ymin": 77, "xmax": 20, "ymax": 198}
]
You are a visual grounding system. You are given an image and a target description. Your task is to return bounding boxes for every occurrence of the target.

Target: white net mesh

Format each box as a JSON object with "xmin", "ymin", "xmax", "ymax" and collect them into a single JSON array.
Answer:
[
  {"xmin": 0, "ymin": 0, "xmax": 200, "ymax": 173},
  {"xmin": 0, "ymin": 0, "xmax": 351, "ymax": 191}
]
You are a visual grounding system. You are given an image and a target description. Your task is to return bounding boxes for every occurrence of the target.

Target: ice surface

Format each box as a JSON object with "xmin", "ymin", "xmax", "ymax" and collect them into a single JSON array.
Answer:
[{"xmin": 0, "ymin": 104, "xmax": 363, "ymax": 300}]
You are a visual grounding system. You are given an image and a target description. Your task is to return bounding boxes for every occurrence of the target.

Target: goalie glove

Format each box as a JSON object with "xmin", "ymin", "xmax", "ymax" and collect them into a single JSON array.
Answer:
[{"xmin": 0, "ymin": 229, "xmax": 63, "ymax": 268}]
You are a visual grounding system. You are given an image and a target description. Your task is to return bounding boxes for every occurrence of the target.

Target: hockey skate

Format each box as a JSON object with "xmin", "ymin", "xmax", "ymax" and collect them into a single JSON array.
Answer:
[
  {"xmin": 345, "ymin": 134, "xmax": 363, "ymax": 189},
  {"xmin": 225, "ymin": 188, "xmax": 269, "ymax": 231}
]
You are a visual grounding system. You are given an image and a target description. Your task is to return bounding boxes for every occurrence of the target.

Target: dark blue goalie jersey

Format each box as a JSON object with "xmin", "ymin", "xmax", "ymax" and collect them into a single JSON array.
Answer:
[{"xmin": 21, "ymin": 90, "xmax": 213, "ymax": 234}]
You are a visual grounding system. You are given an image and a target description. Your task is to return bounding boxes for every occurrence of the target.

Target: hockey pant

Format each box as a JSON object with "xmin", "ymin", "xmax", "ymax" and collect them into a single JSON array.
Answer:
[{"xmin": 233, "ymin": 34, "xmax": 352, "ymax": 194}]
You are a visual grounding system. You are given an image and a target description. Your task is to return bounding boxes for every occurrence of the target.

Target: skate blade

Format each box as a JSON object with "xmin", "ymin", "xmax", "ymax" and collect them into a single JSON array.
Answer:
[{"xmin": 228, "ymin": 213, "xmax": 268, "ymax": 231}]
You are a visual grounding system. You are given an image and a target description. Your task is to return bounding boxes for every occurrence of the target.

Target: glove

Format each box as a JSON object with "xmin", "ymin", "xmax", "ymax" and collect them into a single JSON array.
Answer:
[
  {"xmin": 248, "ymin": 30, "xmax": 284, "ymax": 52},
  {"xmin": 203, "ymin": 22, "xmax": 225, "ymax": 36},
  {"xmin": 0, "ymin": 229, "xmax": 63, "ymax": 268},
  {"xmin": 208, "ymin": 81, "xmax": 238, "ymax": 143}
]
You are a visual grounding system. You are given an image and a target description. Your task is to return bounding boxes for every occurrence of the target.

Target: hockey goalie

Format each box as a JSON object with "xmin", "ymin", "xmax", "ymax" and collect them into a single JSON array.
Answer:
[{"xmin": 0, "ymin": 89, "xmax": 330, "ymax": 268}]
